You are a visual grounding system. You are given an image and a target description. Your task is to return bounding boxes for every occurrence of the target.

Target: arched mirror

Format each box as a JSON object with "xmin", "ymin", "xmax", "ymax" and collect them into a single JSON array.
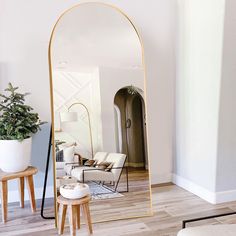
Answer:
[{"xmin": 49, "ymin": 2, "xmax": 152, "ymax": 223}]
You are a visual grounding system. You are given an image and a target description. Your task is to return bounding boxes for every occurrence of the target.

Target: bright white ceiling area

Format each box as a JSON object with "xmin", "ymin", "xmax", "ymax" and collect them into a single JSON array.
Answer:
[{"xmin": 51, "ymin": 3, "xmax": 142, "ymax": 71}]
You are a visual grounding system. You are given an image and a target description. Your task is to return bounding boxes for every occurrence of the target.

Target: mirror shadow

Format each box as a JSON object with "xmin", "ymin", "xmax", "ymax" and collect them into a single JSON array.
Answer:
[{"xmin": 49, "ymin": 2, "xmax": 152, "ymax": 223}]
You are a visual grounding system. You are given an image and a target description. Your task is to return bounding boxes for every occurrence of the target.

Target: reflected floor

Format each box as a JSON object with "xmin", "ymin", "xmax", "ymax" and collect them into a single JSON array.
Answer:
[{"xmin": 89, "ymin": 168, "xmax": 152, "ymax": 222}]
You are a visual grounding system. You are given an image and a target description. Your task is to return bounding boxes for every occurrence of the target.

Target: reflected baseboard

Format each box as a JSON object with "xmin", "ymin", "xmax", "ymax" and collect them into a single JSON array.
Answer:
[
  {"xmin": 151, "ymin": 182, "xmax": 173, "ymax": 188},
  {"xmin": 126, "ymin": 162, "xmax": 145, "ymax": 168}
]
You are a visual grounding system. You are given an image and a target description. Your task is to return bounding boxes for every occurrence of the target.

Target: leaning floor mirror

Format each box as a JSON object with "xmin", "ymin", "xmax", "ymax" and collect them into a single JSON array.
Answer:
[{"xmin": 49, "ymin": 2, "xmax": 152, "ymax": 223}]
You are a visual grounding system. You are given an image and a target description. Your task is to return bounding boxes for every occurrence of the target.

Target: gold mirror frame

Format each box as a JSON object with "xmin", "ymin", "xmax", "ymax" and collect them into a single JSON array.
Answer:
[{"xmin": 48, "ymin": 2, "xmax": 153, "ymax": 226}]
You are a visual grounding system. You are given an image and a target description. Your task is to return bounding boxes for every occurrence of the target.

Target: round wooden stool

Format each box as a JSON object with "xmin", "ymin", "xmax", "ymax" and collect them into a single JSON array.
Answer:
[
  {"xmin": 0, "ymin": 166, "xmax": 38, "ymax": 223},
  {"xmin": 57, "ymin": 195, "xmax": 93, "ymax": 236}
]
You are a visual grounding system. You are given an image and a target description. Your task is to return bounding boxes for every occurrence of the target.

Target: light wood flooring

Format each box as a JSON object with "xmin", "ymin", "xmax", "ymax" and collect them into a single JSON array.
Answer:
[
  {"xmin": 87, "ymin": 168, "xmax": 152, "ymax": 222},
  {"xmin": 1, "ymin": 184, "xmax": 236, "ymax": 235}
]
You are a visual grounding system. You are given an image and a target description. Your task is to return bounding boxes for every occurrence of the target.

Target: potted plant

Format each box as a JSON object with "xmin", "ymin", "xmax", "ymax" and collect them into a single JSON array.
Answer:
[{"xmin": 0, "ymin": 83, "xmax": 45, "ymax": 172}]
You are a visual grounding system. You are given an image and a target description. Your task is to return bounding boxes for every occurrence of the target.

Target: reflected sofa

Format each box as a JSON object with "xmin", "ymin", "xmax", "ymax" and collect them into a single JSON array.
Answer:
[
  {"xmin": 68, "ymin": 152, "xmax": 127, "ymax": 191},
  {"xmin": 58, "ymin": 151, "xmax": 128, "ymax": 192}
]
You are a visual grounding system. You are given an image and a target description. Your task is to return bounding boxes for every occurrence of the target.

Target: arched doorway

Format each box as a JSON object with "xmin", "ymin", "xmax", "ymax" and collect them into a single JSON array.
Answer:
[{"xmin": 114, "ymin": 86, "xmax": 148, "ymax": 170}]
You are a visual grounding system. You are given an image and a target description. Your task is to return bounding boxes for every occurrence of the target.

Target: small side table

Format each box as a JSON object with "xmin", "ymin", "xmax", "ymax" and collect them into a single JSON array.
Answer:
[
  {"xmin": 0, "ymin": 166, "xmax": 38, "ymax": 223},
  {"xmin": 57, "ymin": 195, "xmax": 93, "ymax": 236}
]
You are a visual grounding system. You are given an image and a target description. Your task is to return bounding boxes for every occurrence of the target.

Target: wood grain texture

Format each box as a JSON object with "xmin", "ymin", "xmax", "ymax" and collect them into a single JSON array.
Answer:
[
  {"xmin": 0, "ymin": 181, "xmax": 7, "ymax": 223},
  {"xmin": 76, "ymin": 205, "xmax": 80, "ymax": 229},
  {"xmin": 68, "ymin": 206, "xmax": 77, "ymax": 236},
  {"xmin": 0, "ymin": 167, "xmax": 37, "ymax": 223},
  {"xmin": 87, "ymin": 169, "xmax": 152, "ymax": 222},
  {"xmin": 2, "ymin": 185, "xmax": 236, "ymax": 235},
  {"xmin": 82, "ymin": 203, "xmax": 93, "ymax": 234},
  {"xmin": 57, "ymin": 195, "xmax": 90, "ymax": 206},
  {"xmin": 58, "ymin": 204, "xmax": 67, "ymax": 235},
  {"xmin": 55, "ymin": 169, "xmax": 152, "ymax": 223},
  {"xmin": 18, "ymin": 177, "xmax": 24, "ymax": 208},
  {"xmin": 0, "ymin": 166, "xmax": 37, "ymax": 181},
  {"xmin": 57, "ymin": 195, "xmax": 92, "ymax": 235},
  {"xmin": 26, "ymin": 175, "xmax": 36, "ymax": 213}
]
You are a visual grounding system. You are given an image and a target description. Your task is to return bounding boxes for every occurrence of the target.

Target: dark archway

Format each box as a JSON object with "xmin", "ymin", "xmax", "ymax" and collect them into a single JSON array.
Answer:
[{"xmin": 114, "ymin": 87, "xmax": 148, "ymax": 169}]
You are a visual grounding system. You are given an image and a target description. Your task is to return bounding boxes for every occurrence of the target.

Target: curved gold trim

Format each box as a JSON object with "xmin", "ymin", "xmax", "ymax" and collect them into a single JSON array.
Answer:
[
  {"xmin": 68, "ymin": 102, "xmax": 94, "ymax": 158},
  {"xmin": 48, "ymin": 1, "xmax": 153, "ymax": 227}
]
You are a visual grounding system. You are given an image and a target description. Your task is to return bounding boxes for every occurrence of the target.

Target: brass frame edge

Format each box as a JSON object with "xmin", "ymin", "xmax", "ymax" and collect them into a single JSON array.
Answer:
[{"xmin": 48, "ymin": 1, "xmax": 154, "ymax": 227}]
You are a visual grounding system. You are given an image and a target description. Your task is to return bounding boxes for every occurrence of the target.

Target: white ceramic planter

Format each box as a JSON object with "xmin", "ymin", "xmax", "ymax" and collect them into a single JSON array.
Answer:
[{"xmin": 0, "ymin": 137, "xmax": 32, "ymax": 173}]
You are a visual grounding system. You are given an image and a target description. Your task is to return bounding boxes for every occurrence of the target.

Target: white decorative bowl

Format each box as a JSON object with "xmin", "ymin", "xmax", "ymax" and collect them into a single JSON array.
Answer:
[{"xmin": 60, "ymin": 183, "xmax": 90, "ymax": 199}]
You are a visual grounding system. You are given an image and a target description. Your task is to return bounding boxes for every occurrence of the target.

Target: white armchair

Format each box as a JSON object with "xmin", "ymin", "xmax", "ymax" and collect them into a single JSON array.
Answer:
[
  {"xmin": 93, "ymin": 152, "xmax": 108, "ymax": 164},
  {"xmin": 70, "ymin": 153, "xmax": 127, "ymax": 191}
]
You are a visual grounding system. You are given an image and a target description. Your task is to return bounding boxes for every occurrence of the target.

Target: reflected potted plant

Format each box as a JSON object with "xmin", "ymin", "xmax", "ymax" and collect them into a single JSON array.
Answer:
[{"xmin": 0, "ymin": 83, "xmax": 45, "ymax": 172}]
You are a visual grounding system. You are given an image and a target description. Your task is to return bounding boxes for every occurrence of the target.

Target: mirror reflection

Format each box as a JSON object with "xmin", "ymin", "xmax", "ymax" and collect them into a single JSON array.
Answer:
[{"xmin": 50, "ymin": 3, "xmax": 152, "ymax": 222}]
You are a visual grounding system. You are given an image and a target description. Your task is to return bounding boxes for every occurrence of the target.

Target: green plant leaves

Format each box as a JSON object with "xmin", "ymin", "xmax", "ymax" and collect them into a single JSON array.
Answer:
[{"xmin": 0, "ymin": 83, "xmax": 45, "ymax": 141}]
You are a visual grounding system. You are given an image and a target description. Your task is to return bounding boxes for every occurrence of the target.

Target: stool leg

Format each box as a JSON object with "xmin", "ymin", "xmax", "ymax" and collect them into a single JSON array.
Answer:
[
  {"xmin": 82, "ymin": 203, "xmax": 93, "ymax": 234},
  {"xmin": 0, "ymin": 181, "xmax": 8, "ymax": 223},
  {"xmin": 58, "ymin": 204, "xmax": 67, "ymax": 235},
  {"xmin": 26, "ymin": 175, "xmax": 36, "ymax": 212},
  {"xmin": 69, "ymin": 205, "xmax": 77, "ymax": 236},
  {"xmin": 57, "ymin": 202, "xmax": 60, "ymax": 213},
  {"xmin": 76, "ymin": 205, "xmax": 80, "ymax": 229},
  {"xmin": 18, "ymin": 177, "xmax": 24, "ymax": 208}
]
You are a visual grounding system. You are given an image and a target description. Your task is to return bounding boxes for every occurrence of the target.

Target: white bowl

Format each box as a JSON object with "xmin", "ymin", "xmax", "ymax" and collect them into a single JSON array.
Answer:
[{"xmin": 60, "ymin": 183, "xmax": 90, "ymax": 199}]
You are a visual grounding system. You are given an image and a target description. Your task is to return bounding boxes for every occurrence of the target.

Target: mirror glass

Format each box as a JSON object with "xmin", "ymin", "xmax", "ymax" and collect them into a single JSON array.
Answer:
[{"xmin": 50, "ymin": 2, "xmax": 152, "ymax": 222}]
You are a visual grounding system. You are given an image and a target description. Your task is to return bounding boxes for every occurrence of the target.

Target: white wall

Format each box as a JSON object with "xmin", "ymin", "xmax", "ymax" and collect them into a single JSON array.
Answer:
[
  {"xmin": 99, "ymin": 67, "xmax": 144, "ymax": 152},
  {"xmin": 54, "ymin": 67, "xmax": 144, "ymax": 158},
  {"xmin": 216, "ymin": 0, "xmax": 236, "ymax": 195},
  {"xmin": 53, "ymin": 69, "xmax": 103, "ymax": 158},
  {"xmin": 0, "ymin": 0, "xmax": 176, "ymax": 201},
  {"xmin": 174, "ymin": 0, "xmax": 225, "ymax": 202}
]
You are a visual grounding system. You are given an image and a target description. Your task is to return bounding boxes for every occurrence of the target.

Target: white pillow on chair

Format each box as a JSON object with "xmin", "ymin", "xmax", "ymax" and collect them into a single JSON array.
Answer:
[{"xmin": 63, "ymin": 146, "xmax": 75, "ymax": 163}]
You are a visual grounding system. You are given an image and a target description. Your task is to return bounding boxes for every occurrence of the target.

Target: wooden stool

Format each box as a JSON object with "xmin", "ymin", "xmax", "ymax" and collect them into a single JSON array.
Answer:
[
  {"xmin": 57, "ymin": 195, "xmax": 93, "ymax": 236},
  {"xmin": 0, "ymin": 166, "xmax": 38, "ymax": 223}
]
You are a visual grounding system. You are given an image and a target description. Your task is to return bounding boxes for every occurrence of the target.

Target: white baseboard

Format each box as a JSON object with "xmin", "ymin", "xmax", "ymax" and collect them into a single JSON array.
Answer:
[
  {"xmin": 3, "ymin": 186, "xmax": 54, "ymax": 204},
  {"xmin": 215, "ymin": 189, "xmax": 236, "ymax": 203},
  {"xmin": 173, "ymin": 174, "xmax": 236, "ymax": 204},
  {"xmin": 172, "ymin": 174, "xmax": 216, "ymax": 203}
]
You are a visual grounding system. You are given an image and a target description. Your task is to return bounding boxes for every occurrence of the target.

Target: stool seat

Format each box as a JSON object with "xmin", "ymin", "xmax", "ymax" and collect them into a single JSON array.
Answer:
[
  {"xmin": 57, "ymin": 195, "xmax": 93, "ymax": 236},
  {"xmin": 57, "ymin": 194, "xmax": 90, "ymax": 205},
  {"xmin": 0, "ymin": 166, "xmax": 37, "ymax": 181}
]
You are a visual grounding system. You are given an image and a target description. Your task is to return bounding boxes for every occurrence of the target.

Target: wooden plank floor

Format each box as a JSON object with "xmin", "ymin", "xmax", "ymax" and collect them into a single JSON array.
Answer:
[
  {"xmin": 88, "ymin": 169, "xmax": 152, "ymax": 222},
  {"xmin": 1, "ymin": 184, "xmax": 236, "ymax": 235}
]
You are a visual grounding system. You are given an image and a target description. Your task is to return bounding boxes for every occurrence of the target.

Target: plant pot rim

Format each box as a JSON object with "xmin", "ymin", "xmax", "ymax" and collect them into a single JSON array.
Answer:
[{"xmin": 0, "ymin": 137, "xmax": 32, "ymax": 142}]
